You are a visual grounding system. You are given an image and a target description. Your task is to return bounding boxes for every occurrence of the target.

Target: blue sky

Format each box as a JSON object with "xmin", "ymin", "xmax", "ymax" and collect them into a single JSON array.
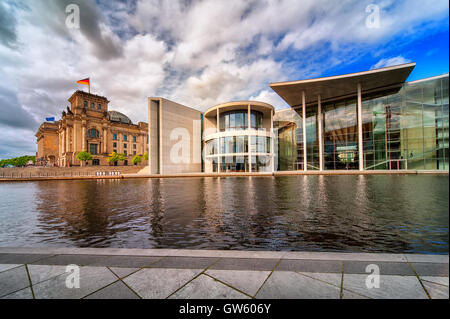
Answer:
[{"xmin": 0, "ymin": 0, "xmax": 448, "ymax": 159}]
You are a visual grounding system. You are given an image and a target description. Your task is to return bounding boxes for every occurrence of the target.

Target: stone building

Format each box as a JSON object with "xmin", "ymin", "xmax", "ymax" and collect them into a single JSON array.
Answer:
[{"xmin": 36, "ymin": 90, "xmax": 148, "ymax": 167}]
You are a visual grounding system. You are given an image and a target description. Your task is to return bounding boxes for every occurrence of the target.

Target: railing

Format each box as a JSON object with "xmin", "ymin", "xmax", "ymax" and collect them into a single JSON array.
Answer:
[
  {"xmin": 365, "ymin": 159, "xmax": 408, "ymax": 170},
  {"xmin": 0, "ymin": 171, "xmax": 122, "ymax": 179}
]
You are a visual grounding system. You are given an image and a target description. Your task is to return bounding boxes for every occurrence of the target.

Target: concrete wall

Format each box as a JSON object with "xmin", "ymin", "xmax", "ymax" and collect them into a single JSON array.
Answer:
[{"xmin": 148, "ymin": 98, "xmax": 202, "ymax": 174}]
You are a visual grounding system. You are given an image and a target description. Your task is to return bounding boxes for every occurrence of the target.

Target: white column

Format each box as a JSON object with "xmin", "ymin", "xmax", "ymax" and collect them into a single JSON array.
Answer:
[
  {"xmin": 357, "ymin": 82, "xmax": 364, "ymax": 171},
  {"xmin": 318, "ymin": 95, "xmax": 323, "ymax": 171},
  {"xmin": 302, "ymin": 91, "xmax": 307, "ymax": 171},
  {"xmin": 217, "ymin": 108, "xmax": 220, "ymax": 173},
  {"xmin": 270, "ymin": 110, "xmax": 274, "ymax": 173},
  {"xmin": 248, "ymin": 104, "xmax": 252, "ymax": 172}
]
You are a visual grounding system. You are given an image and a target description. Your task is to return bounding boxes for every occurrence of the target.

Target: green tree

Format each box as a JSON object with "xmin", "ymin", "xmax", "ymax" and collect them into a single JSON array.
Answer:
[
  {"xmin": 77, "ymin": 151, "xmax": 93, "ymax": 166},
  {"xmin": 132, "ymin": 155, "xmax": 142, "ymax": 165},
  {"xmin": 143, "ymin": 152, "xmax": 149, "ymax": 160},
  {"xmin": 107, "ymin": 152, "xmax": 126, "ymax": 165},
  {"xmin": 0, "ymin": 155, "xmax": 35, "ymax": 167}
]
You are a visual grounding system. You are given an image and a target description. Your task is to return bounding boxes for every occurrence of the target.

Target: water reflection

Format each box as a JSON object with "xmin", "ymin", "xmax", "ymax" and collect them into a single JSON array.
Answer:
[{"xmin": 0, "ymin": 175, "xmax": 448, "ymax": 253}]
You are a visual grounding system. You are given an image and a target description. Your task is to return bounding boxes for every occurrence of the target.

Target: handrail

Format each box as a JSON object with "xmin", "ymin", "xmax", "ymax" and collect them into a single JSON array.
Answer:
[{"xmin": 365, "ymin": 159, "xmax": 408, "ymax": 170}]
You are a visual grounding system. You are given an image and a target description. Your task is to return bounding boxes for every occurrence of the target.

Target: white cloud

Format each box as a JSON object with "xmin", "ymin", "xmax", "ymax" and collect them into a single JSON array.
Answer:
[{"xmin": 370, "ymin": 55, "xmax": 412, "ymax": 69}]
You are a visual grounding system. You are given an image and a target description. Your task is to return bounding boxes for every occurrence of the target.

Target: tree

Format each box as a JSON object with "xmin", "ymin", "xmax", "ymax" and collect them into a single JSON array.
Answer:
[
  {"xmin": 132, "ymin": 155, "xmax": 142, "ymax": 165},
  {"xmin": 0, "ymin": 155, "xmax": 35, "ymax": 167},
  {"xmin": 107, "ymin": 152, "xmax": 126, "ymax": 165},
  {"xmin": 143, "ymin": 152, "xmax": 149, "ymax": 160},
  {"xmin": 77, "ymin": 151, "xmax": 93, "ymax": 166}
]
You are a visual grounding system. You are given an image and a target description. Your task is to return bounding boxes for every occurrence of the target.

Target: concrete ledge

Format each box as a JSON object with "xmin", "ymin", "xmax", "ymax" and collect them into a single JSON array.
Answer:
[
  {"xmin": 1, "ymin": 169, "xmax": 447, "ymax": 182},
  {"xmin": 0, "ymin": 247, "xmax": 447, "ymax": 263}
]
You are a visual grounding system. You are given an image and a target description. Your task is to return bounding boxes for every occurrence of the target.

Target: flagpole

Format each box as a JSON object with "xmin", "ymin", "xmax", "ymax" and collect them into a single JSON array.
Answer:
[{"xmin": 89, "ymin": 78, "xmax": 90, "ymax": 94}]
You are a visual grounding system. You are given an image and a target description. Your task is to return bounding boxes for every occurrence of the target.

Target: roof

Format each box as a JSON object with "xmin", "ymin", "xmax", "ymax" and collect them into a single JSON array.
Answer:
[
  {"xmin": 108, "ymin": 111, "xmax": 132, "ymax": 124},
  {"xmin": 204, "ymin": 100, "xmax": 274, "ymax": 118},
  {"xmin": 269, "ymin": 63, "xmax": 416, "ymax": 107}
]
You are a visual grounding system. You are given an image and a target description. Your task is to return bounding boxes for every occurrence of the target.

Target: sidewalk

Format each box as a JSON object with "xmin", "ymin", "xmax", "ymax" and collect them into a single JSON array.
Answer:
[{"xmin": 0, "ymin": 247, "xmax": 448, "ymax": 299}]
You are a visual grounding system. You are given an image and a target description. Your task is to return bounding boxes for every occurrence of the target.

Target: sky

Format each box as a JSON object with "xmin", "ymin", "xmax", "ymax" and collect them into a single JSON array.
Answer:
[{"xmin": 0, "ymin": 0, "xmax": 448, "ymax": 159}]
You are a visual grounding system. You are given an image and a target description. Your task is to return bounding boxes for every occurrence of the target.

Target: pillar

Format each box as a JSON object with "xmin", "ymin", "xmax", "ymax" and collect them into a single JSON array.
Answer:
[
  {"xmin": 357, "ymin": 82, "xmax": 364, "ymax": 171},
  {"xmin": 318, "ymin": 95, "xmax": 323, "ymax": 171},
  {"xmin": 248, "ymin": 104, "xmax": 252, "ymax": 172},
  {"xmin": 103, "ymin": 128, "xmax": 107, "ymax": 153},
  {"xmin": 302, "ymin": 91, "xmax": 307, "ymax": 171}
]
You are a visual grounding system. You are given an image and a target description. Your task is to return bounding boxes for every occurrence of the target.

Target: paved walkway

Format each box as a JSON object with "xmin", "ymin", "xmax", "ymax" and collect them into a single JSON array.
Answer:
[{"xmin": 0, "ymin": 248, "xmax": 448, "ymax": 299}]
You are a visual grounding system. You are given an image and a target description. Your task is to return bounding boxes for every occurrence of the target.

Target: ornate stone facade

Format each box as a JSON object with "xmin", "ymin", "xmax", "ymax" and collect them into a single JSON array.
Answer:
[{"xmin": 36, "ymin": 91, "xmax": 148, "ymax": 167}]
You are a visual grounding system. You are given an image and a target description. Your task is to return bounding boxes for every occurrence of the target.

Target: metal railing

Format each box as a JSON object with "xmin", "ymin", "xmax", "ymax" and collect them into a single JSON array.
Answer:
[
  {"xmin": 0, "ymin": 171, "xmax": 122, "ymax": 179},
  {"xmin": 365, "ymin": 159, "xmax": 408, "ymax": 170}
]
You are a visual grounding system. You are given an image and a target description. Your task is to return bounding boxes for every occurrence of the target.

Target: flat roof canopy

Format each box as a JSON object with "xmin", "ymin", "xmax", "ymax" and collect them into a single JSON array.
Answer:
[{"xmin": 270, "ymin": 63, "xmax": 416, "ymax": 107}]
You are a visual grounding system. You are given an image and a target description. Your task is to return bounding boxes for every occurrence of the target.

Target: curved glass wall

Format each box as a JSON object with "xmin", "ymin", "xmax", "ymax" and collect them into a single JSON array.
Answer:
[{"xmin": 219, "ymin": 110, "xmax": 263, "ymax": 131}]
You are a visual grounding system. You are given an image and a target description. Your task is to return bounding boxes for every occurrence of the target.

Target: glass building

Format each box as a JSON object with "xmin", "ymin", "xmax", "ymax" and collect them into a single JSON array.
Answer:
[
  {"xmin": 203, "ymin": 101, "xmax": 275, "ymax": 173},
  {"xmin": 272, "ymin": 63, "xmax": 449, "ymax": 171}
]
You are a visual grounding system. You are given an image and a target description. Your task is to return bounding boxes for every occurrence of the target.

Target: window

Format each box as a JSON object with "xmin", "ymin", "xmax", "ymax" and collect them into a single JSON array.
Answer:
[
  {"xmin": 113, "ymin": 149, "xmax": 117, "ymax": 153},
  {"xmin": 97, "ymin": 104, "xmax": 101, "ymax": 110},
  {"xmin": 113, "ymin": 142, "xmax": 117, "ymax": 147},
  {"xmin": 124, "ymin": 143, "xmax": 127, "ymax": 148},
  {"xmin": 113, "ymin": 133, "xmax": 117, "ymax": 140},
  {"xmin": 133, "ymin": 151, "xmax": 136, "ymax": 155},
  {"xmin": 89, "ymin": 144, "xmax": 98, "ymax": 155},
  {"xmin": 219, "ymin": 111, "xmax": 248, "ymax": 131},
  {"xmin": 123, "ymin": 135, "xmax": 128, "ymax": 141},
  {"xmin": 133, "ymin": 144, "xmax": 136, "ymax": 149},
  {"xmin": 83, "ymin": 101, "xmax": 88, "ymax": 108},
  {"xmin": 124, "ymin": 150, "xmax": 127, "ymax": 156},
  {"xmin": 87, "ymin": 128, "xmax": 99, "ymax": 138},
  {"xmin": 133, "ymin": 136, "xmax": 136, "ymax": 142},
  {"xmin": 91, "ymin": 102, "xmax": 95, "ymax": 109}
]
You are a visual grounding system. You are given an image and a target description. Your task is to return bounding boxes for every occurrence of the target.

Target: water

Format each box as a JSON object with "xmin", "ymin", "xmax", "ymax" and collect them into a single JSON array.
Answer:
[{"xmin": 0, "ymin": 175, "xmax": 448, "ymax": 254}]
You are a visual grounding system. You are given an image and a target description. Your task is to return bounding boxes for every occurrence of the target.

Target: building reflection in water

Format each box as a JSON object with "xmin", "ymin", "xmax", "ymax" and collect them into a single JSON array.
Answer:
[{"xmin": 13, "ymin": 175, "xmax": 446, "ymax": 253}]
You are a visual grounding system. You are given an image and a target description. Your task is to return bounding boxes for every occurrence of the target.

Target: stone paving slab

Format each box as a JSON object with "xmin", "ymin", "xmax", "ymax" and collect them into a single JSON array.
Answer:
[
  {"xmin": 89, "ymin": 255, "xmax": 162, "ymax": 268},
  {"xmin": 122, "ymin": 268, "xmax": 203, "ymax": 299},
  {"xmin": 0, "ymin": 265, "xmax": 30, "ymax": 298},
  {"xmin": 209, "ymin": 258, "xmax": 279, "ymax": 271},
  {"xmin": 152, "ymin": 257, "xmax": 219, "ymax": 269},
  {"xmin": 0, "ymin": 248, "xmax": 448, "ymax": 299},
  {"xmin": 342, "ymin": 274, "xmax": 428, "ymax": 299},
  {"xmin": 205, "ymin": 270, "xmax": 271, "ymax": 297},
  {"xmin": 169, "ymin": 274, "xmax": 250, "ymax": 299},
  {"xmin": 0, "ymin": 253, "xmax": 53, "ymax": 265},
  {"xmin": 277, "ymin": 259, "xmax": 342, "ymax": 273},
  {"xmin": 255, "ymin": 271, "xmax": 341, "ymax": 299},
  {"xmin": 84, "ymin": 281, "xmax": 140, "ymax": 299},
  {"xmin": 343, "ymin": 261, "xmax": 414, "ymax": 276},
  {"xmin": 32, "ymin": 266, "xmax": 117, "ymax": 299},
  {"xmin": 410, "ymin": 263, "xmax": 449, "ymax": 277}
]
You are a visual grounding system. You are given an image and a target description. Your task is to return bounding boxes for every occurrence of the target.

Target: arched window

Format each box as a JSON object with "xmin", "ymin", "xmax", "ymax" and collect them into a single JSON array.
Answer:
[
  {"xmin": 83, "ymin": 101, "xmax": 88, "ymax": 108},
  {"xmin": 87, "ymin": 128, "xmax": 99, "ymax": 138}
]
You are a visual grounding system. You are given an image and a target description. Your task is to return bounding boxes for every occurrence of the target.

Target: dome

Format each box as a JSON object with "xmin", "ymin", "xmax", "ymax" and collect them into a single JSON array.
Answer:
[{"xmin": 108, "ymin": 111, "xmax": 132, "ymax": 124}]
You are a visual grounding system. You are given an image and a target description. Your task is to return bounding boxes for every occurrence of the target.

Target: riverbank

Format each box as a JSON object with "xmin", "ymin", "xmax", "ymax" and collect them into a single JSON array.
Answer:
[
  {"xmin": 0, "ymin": 169, "xmax": 448, "ymax": 182},
  {"xmin": 0, "ymin": 247, "xmax": 447, "ymax": 299}
]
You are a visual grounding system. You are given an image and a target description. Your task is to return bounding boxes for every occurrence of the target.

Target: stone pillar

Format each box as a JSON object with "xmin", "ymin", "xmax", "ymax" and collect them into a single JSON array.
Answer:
[
  {"xmin": 357, "ymin": 82, "xmax": 364, "ymax": 171},
  {"xmin": 82, "ymin": 125, "xmax": 86, "ymax": 151},
  {"xmin": 103, "ymin": 128, "xmax": 107, "ymax": 153},
  {"xmin": 248, "ymin": 104, "xmax": 252, "ymax": 173},
  {"xmin": 302, "ymin": 91, "xmax": 307, "ymax": 171},
  {"xmin": 318, "ymin": 95, "xmax": 323, "ymax": 171}
]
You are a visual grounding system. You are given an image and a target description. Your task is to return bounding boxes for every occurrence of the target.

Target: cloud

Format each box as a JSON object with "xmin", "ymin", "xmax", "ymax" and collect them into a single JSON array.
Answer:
[
  {"xmin": 370, "ymin": 55, "xmax": 412, "ymax": 69},
  {"xmin": 0, "ymin": 1, "xmax": 19, "ymax": 48}
]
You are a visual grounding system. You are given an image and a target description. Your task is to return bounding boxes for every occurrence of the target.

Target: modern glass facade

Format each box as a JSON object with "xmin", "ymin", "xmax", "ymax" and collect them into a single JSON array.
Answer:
[
  {"xmin": 274, "ymin": 75, "xmax": 449, "ymax": 171},
  {"xmin": 203, "ymin": 102, "xmax": 275, "ymax": 173}
]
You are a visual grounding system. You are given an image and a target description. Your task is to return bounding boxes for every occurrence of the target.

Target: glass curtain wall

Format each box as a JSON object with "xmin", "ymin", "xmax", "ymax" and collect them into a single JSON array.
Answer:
[
  {"xmin": 274, "ymin": 75, "xmax": 448, "ymax": 171},
  {"xmin": 362, "ymin": 76, "xmax": 448, "ymax": 170},
  {"xmin": 323, "ymin": 99, "xmax": 358, "ymax": 170}
]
